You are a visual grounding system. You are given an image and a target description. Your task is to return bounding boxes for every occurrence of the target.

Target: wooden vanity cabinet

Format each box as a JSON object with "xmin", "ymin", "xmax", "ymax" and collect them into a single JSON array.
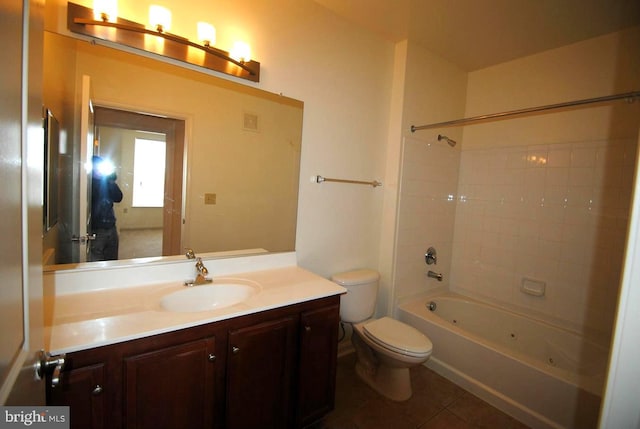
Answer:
[
  {"xmin": 46, "ymin": 295, "xmax": 340, "ymax": 429},
  {"xmin": 47, "ymin": 345, "xmax": 114, "ymax": 429},
  {"xmin": 297, "ymin": 303, "xmax": 340, "ymax": 427},
  {"xmin": 47, "ymin": 362, "xmax": 107, "ymax": 429},
  {"xmin": 123, "ymin": 337, "xmax": 217, "ymax": 429},
  {"xmin": 226, "ymin": 315, "xmax": 297, "ymax": 429}
]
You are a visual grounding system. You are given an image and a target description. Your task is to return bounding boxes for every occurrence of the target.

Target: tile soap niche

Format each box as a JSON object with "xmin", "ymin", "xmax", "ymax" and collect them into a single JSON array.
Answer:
[{"xmin": 521, "ymin": 277, "xmax": 546, "ymax": 297}]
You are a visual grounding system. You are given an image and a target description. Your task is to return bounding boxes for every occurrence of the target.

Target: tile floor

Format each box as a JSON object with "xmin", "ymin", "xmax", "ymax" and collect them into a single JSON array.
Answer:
[{"xmin": 309, "ymin": 353, "xmax": 530, "ymax": 429}]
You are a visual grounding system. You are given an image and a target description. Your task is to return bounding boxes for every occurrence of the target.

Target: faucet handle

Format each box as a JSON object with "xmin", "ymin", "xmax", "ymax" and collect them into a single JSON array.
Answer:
[
  {"xmin": 195, "ymin": 257, "xmax": 208, "ymax": 276},
  {"xmin": 425, "ymin": 247, "xmax": 437, "ymax": 265},
  {"xmin": 185, "ymin": 248, "xmax": 196, "ymax": 259}
]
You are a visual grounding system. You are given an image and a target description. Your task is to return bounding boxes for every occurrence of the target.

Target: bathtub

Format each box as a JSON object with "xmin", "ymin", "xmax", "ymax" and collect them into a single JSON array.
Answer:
[{"xmin": 398, "ymin": 293, "xmax": 608, "ymax": 429}]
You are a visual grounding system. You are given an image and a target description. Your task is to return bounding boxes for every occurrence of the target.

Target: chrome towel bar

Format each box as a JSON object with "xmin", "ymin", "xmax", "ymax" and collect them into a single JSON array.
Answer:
[{"xmin": 313, "ymin": 175, "xmax": 382, "ymax": 188}]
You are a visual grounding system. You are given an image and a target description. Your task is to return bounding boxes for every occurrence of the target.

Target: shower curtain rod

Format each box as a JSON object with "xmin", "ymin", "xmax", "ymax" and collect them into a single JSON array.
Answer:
[{"xmin": 410, "ymin": 90, "xmax": 640, "ymax": 132}]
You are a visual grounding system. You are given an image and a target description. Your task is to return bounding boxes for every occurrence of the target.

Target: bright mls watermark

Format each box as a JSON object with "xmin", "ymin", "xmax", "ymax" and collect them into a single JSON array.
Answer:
[{"xmin": 0, "ymin": 407, "xmax": 69, "ymax": 428}]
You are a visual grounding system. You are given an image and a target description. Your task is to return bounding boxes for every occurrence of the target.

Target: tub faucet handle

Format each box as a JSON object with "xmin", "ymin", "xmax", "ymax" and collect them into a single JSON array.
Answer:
[{"xmin": 425, "ymin": 247, "xmax": 437, "ymax": 265}]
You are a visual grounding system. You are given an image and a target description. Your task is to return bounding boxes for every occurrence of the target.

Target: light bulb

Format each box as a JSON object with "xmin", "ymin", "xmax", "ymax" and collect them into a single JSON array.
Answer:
[
  {"xmin": 230, "ymin": 41, "xmax": 251, "ymax": 63},
  {"xmin": 149, "ymin": 5, "xmax": 171, "ymax": 32},
  {"xmin": 93, "ymin": 0, "xmax": 117, "ymax": 22},
  {"xmin": 197, "ymin": 22, "xmax": 216, "ymax": 47}
]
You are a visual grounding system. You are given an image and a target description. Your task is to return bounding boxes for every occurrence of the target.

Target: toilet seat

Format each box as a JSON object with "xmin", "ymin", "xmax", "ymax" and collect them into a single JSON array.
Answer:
[{"xmin": 362, "ymin": 317, "xmax": 432, "ymax": 359}]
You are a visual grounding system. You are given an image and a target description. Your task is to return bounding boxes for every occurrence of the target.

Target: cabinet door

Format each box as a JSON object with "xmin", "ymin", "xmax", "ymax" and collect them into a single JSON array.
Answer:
[
  {"xmin": 124, "ymin": 337, "xmax": 216, "ymax": 429},
  {"xmin": 297, "ymin": 304, "xmax": 340, "ymax": 427},
  {"xmin": 48, "ymin": 364, "xmax": 106, "ymax": 429},
  {"xmin": 226, "ymin": 316, "xmax": 296, "ymax": 429}
]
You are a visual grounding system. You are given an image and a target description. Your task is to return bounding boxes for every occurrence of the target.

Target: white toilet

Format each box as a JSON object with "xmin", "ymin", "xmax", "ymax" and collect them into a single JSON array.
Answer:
[{"xmin": 332, "ymin": 269, "xmax": 433, "ymax": 401}]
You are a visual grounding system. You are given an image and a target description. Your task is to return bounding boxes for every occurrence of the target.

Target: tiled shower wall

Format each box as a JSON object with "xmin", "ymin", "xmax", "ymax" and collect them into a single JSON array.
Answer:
[
  {"xmin": 394, "ymin": 137, "xmax": 461, "ymax": 302},
  {"xmin": 451, "ymin": 138, "xmax": 637, "ymax": 337}
]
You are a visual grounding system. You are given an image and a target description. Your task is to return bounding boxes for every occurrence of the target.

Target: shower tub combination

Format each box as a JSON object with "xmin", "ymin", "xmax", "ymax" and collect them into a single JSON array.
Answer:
[{"xmin": 398, "ymin": 293, "xmax": 609, "ymax": 429}]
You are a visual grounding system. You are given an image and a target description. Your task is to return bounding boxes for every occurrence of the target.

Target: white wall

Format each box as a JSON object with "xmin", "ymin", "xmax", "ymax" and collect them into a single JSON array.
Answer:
[{"xmin": 46, "ymin": 0, "xmax": 395, "ymax": 279}]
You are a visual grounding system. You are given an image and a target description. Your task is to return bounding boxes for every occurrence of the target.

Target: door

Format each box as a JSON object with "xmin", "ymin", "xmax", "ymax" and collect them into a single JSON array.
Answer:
[
  {"xmin": 0, "ymin": 0, "xmax": 46, "ymax": 405},
  {"xmin": 226, "ymin": 317, "xmax": 296, "ymax": 429},
  {"xmin": 297, "ymin": 304, "xmax": 340, "ymax": 427},
  {"xmin": 124, "ymin": 338, "xmax": 216, "ymax": 429},
  {"xmin": 77, "ymin": 75, "xmax": 94, "ymax": 262},
  {"xmin": 48, "ymin": 364, "xmax": 106, "ymax": 429},
  {"xmin": 93, "ymin": 106, "xmax": 185, "ymax": 257}
]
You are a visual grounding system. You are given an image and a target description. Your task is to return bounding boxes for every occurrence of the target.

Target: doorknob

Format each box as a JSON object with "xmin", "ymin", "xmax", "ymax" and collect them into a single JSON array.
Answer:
[
  {"xmin": 71, "ymin": 234, "xmax": 96, "ymax": 244},
  {"xmin": 35, "ymin": 350, "xmax": 66, "ymax": 388}
]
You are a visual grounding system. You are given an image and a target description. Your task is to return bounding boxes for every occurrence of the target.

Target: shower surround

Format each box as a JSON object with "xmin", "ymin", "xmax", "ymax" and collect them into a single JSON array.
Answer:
[
  {"xmin": 393, "ymin": 28, "xmax": 640, "ymax": 342},
  {"xmin": 451, "ymin": 137, "xmax": 636, "ymax": 338}
]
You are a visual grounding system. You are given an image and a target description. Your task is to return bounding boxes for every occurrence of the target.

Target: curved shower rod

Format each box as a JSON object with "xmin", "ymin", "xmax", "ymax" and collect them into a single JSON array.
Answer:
[{"xmin": 411, "ymin": 90, "xmax": 640, "ymax": 132}]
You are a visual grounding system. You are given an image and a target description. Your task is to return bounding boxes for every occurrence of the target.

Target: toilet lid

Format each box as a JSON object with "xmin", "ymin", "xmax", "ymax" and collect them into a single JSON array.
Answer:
[{"xmin": 363, "ymin": 317, "xmax": 432, "ymax": 358}]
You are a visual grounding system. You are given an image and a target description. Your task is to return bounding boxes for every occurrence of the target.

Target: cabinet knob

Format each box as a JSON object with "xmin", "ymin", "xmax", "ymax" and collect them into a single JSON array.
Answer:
[
  {"xmin": 232, "ymin": 346, "xmax": 240, "ymax": 354},
  {"xmin": 305, "ymin": 325, "xmax": 312, "ymax": 332},
  {"xmin": 92, "ymin": 385, "xmax": 103, "ymax": 395},
  {"xmin": 208, "ymin": 354, "xmax": 216, "ymax": 362}
]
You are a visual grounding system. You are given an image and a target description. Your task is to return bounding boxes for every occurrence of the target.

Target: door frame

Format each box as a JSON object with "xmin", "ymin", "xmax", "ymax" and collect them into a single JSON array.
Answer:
[{"xmin": 93, "ymin": 106, "xmax": 186, "ymax": 256}]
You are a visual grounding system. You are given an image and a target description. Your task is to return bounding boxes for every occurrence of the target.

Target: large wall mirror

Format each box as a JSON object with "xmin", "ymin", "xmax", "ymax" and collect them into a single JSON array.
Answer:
[{"xmin": 42, "ymin": 31, "xmax": 303, "ymax": 269}]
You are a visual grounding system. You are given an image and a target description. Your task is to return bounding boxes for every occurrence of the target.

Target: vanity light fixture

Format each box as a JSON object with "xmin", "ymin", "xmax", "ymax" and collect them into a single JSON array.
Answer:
[{"xmin": 67, "ymin": 2, "xmax": 260, "ymax": 82}]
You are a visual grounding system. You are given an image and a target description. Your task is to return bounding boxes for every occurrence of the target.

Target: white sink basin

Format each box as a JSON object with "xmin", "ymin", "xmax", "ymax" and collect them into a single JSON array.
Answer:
[{"xmin": 160, "ymin": 282, "xmax": 259, "ymax": 313}]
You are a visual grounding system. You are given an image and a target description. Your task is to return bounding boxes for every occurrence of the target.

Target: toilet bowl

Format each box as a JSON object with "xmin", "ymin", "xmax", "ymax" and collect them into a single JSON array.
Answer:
[
  {"xmin": 351, "ymin": 317, "xmax": 432, "ymax": 401},
  {"xmin": 332, "ymin": 269, "xmax": 433, "ymax": 401}
]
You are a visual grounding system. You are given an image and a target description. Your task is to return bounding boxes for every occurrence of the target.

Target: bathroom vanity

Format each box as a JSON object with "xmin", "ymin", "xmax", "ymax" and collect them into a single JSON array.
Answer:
[{"xmin": 43, "ymin": 253, "xmax": 345, "ymax": 429}]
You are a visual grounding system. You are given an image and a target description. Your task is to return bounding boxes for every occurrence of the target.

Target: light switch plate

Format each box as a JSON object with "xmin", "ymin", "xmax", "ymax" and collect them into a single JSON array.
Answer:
[{"xmin": 204, "ymin": 193, "xmax": 217, "ymax": 205}]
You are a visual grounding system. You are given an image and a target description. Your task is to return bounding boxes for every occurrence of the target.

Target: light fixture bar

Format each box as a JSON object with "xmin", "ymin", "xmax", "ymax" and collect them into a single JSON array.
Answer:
[{"xmin": 67, "ymin": 2, "xmax": 260, "ymax": 82}]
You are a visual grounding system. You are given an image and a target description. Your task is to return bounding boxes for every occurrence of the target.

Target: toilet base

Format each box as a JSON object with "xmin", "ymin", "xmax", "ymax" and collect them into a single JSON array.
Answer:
[{"xmin": 354, "ymin": 360, "xmax": 413, "ymax": 401}]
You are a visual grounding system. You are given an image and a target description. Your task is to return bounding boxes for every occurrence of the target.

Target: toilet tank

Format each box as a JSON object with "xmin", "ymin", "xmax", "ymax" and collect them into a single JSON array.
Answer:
[{"xmin": 332, "ymin": 269, "xmax": 380, "ymax": 323}]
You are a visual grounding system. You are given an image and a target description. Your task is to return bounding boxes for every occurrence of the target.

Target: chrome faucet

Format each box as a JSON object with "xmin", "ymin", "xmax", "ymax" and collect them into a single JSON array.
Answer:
[
  {"xmin": 185, "ymin": 257, "xmax": 213, "ymax": 286},
  {"xmin": 427, "ymin": 270, "xmax": 443, "ymax": 282}
]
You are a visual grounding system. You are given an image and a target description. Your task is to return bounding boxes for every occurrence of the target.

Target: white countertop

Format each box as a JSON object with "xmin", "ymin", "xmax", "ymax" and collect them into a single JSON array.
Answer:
[{"xmin": 45, "ymin": 264, "xmax": 345, "ymax": 354}]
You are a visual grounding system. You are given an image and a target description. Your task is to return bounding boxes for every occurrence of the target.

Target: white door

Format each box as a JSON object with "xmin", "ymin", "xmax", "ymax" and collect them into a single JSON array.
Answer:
[
  {"xmin": 0, "ymin": 0, "xmax": 46, "ymax": 405},
  {"xmin": 77, "ymin": 75, "xmax": 95, "ymax": 261}
]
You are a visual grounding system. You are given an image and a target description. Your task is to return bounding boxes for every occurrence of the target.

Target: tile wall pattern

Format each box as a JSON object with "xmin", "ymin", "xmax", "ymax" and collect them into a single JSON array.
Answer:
[{"xmin": 451, "ymin": 138, "xmax": 637, "ymax": 336}]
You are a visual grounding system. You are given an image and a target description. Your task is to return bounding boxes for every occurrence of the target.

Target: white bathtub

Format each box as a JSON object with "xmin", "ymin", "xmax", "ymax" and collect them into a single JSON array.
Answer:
[{"xmin": 398, "ymin": 293, "xmax": 608, "ymax": 429}]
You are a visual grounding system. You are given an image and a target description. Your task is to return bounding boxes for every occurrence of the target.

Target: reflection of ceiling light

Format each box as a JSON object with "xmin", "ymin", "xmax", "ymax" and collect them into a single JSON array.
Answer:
[
  {"xmin": 149, "ymin": 5, "xmax": 171, "ymax": 33},
  {"xmin": 93, "ymin": 0, "xmax": 117, "ymax": 22},
  {"xmin": 68, "ymin": 2, "xmax": 260, "ymax": 82},
  {"xmin": 197, "ymin": 22, "xmax": 216, "ymax": 47}
]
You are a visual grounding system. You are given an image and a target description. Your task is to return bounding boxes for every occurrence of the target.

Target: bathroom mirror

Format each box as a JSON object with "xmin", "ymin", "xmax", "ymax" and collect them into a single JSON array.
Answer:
[{"xmin": 43, "ymin": 31, "xmax": 303, "ymax": 269}]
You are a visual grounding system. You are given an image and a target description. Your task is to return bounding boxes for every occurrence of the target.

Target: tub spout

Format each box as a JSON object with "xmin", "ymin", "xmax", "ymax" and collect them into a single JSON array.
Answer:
[{"xmin": 427, "ymin": 271, "xmax": 443, "ymax": 281}]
